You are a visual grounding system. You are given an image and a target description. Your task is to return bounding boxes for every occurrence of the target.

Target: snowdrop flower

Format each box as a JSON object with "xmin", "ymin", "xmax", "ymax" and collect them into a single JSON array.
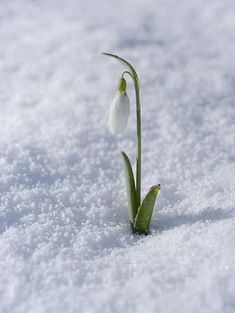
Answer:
[
  {"xmin": 104, "ymin": 53, "xmax": 160, "ymax": 235},
  {"xmin": 107, "ymin": 77, "xmax": 130, "ymax": 135}
]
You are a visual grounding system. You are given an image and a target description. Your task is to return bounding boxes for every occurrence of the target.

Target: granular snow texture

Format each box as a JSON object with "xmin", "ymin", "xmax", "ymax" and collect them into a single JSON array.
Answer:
[{"xmin": 0, "ymin": 1, "xmax": 235, "ymax": 312}]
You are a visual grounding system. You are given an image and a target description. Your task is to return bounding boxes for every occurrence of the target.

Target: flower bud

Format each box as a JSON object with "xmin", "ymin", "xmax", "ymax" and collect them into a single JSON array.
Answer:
[
  {"xmin": 117, "ymin": 77, "xmax": 126, "ymax": 92},
  {"xmin": 107, "ymin": 77, "xmax": 130, "ymax": 135}
]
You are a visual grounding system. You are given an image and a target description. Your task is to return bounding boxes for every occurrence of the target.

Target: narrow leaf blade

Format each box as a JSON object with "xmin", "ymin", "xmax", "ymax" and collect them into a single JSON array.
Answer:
[
  {"xmin": 134, "ymin": 184, "xmax": 161, "ymax": 235},
  {"xmin": 102, "ymin": 52, "xmax": 139, "ymax": 83},
  {"xmin": 120, "ymin": 151, "xmax": 137, "ymax": 224}
]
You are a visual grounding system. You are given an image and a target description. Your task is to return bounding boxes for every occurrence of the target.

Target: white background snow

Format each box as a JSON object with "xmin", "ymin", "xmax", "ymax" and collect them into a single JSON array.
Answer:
[{"xmin": 0, "ymin": 0, "xmax": 235, "ymax": 312}]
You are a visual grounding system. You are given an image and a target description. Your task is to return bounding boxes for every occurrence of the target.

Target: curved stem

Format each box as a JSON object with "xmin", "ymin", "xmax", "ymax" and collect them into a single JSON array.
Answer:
[
  {"xmin": 134, "ymin": 79, "xmax": 141, "ymax": 207},
  {"xmin": 103, "ymin": 53, "xmax": 142, "ymax": 208},
  {"xmin": 122, "ymin": 71, "xmax": 133, "ymax": 79}
]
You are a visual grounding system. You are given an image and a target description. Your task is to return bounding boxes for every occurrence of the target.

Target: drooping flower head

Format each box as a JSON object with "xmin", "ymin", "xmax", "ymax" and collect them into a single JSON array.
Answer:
[
  {"xmin": 104, "ymin": 53, "xmax": 161, "ymax": 235},
  {"xmin": 107, "ymin": 77, "xmax": 130, "ymax": 135}
]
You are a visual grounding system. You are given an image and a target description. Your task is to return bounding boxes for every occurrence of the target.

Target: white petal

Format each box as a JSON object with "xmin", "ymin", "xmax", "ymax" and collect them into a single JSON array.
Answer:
[{"xmin": 107, "ymin": 91, "xmax": 130, "ymax": 135}]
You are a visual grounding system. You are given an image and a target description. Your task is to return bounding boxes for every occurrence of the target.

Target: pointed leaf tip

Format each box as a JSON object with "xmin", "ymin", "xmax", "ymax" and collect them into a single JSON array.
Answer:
[
  {"xmin": 150, "ymin": 184, "xmax": 161, "ymax": 194},
  {"xmin": 120, "ymin": 151, "xmax": 137, "ymax": 224},
  {"xmin": 102, "ymin": 53, "xmax": 139, "ymax": 82},
  {"xmin": 133, "ymin": 184, "xmax": 161, "ymax": 235}
]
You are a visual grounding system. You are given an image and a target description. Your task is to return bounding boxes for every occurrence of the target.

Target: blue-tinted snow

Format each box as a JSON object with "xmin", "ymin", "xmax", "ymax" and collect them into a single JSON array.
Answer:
[{"xmin": 0, "ymin": 0, "xmax": 235, "ymax": 312}]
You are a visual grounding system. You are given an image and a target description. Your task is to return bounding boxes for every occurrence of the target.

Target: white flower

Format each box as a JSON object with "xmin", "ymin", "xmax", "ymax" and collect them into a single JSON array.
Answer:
[
  {"xmin": 107, "ymin": 78, "xmax": 130, "ymax": 135},
  {"xmin": 107, "ymin": 91, "xmax": 130, "ymax": 135}
]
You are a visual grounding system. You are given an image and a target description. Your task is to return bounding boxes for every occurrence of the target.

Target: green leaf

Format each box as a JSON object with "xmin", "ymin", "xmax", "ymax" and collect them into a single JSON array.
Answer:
[
  {"xmin": 120, "ymin": 151, "xmax": 137, "ymax": 224},
  {"xmin": 133, "ymin": 184, "xmax": 161, "ymax": 235},
  {"xmin": 102, "ymin": 52, "xmax": 139, "ymax": 84}
]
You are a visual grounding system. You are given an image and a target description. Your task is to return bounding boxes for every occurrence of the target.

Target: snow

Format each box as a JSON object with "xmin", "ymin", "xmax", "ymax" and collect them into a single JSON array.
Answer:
[{"xmin": 0, "ymin": 0, "xmax": 235, "ymax": 312}]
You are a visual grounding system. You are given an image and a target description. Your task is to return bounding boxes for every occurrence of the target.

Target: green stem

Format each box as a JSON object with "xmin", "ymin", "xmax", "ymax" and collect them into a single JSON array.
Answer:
[
  {"xmin": 102, "ymin": 53, "xmax": 142, "ymax": 208},
  {"xmin": 122, "ymin": 71, "xmax": 141, "ymax": 207},
  {"xmin": 135, "ymin": 79, "xmax": 141, "ymax": 207}
]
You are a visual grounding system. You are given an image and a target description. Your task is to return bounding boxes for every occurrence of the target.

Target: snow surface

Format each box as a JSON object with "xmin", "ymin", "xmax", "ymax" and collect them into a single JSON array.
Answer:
[{"xmin": 0, "ymin": 0, "xmax": 235, "ymax": 312}]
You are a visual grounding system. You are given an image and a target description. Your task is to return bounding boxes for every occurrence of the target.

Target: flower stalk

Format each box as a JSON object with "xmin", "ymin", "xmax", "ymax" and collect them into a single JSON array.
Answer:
[{"xmin": 134, "ymin": 73, "xmax": 141, "ymax": 208}]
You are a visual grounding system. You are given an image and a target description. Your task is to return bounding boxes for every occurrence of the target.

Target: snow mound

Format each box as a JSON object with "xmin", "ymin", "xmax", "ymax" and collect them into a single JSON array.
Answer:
[{"xmin": 0, "ymin": 0, "xmax": 235, "ymax": 312}]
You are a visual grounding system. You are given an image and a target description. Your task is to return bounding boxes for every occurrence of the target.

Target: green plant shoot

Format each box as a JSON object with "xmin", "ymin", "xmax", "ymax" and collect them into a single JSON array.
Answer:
[{"xmin": 103, "ymin": 52, "xmax": 160, "ymax": 235}]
